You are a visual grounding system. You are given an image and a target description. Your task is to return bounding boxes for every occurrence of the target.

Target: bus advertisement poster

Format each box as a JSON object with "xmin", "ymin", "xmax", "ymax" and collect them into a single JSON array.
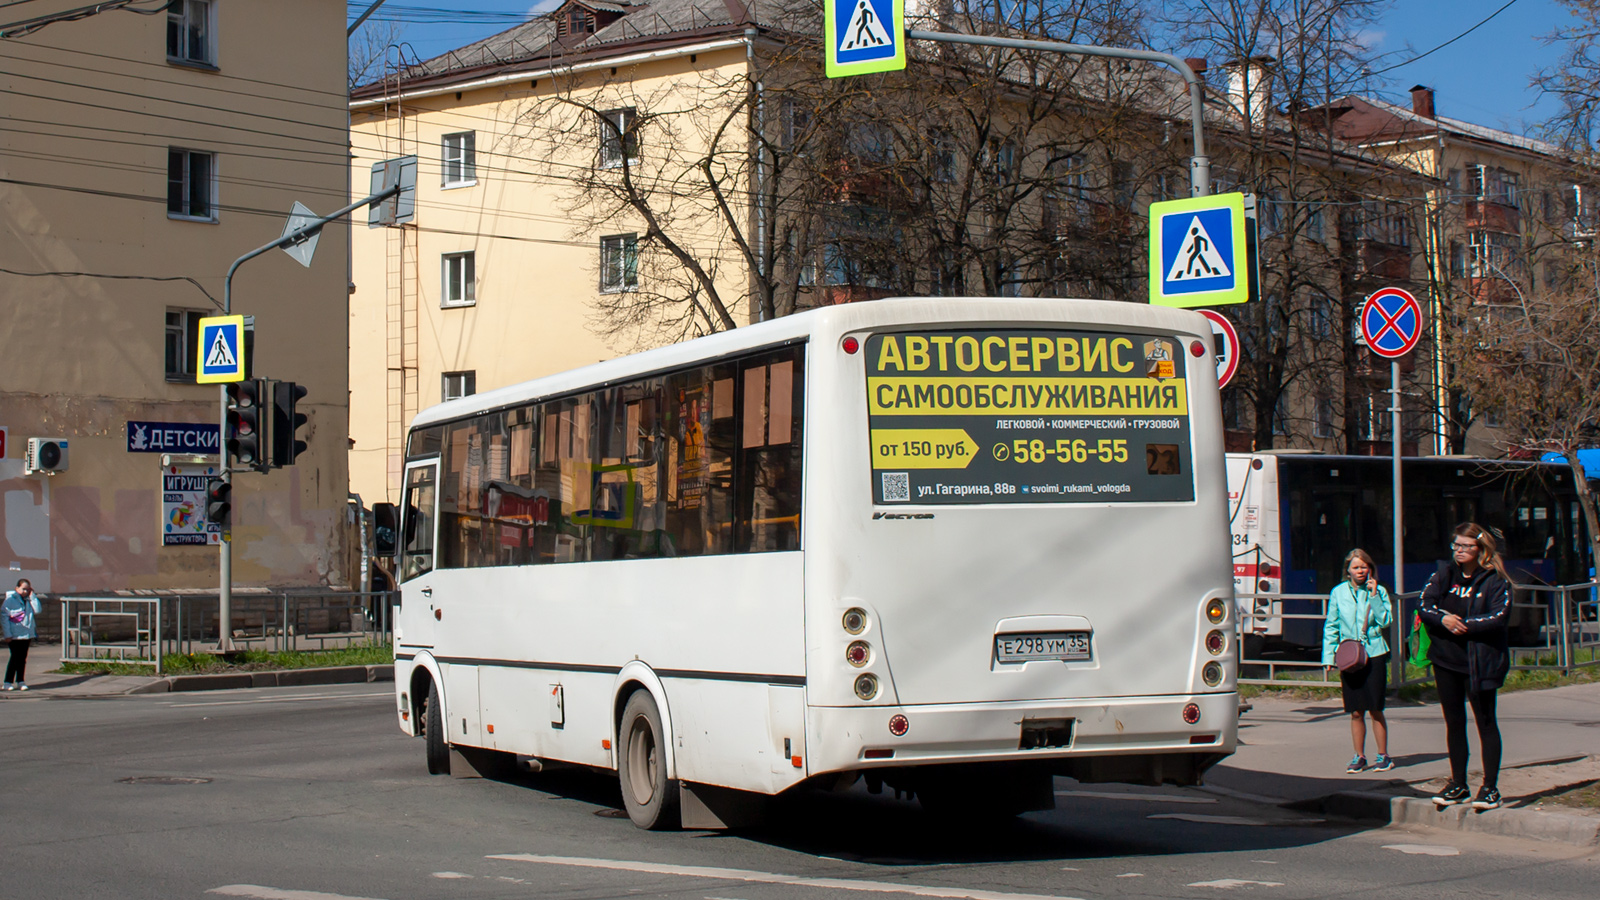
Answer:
[{"xmin": 866, "ymin": 329, "xmax": 1196, "ymax": 505}]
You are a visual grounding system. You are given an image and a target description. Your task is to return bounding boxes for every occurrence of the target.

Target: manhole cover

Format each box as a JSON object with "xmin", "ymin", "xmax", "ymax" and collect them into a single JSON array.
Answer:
[
  {"xmin": 593, "ymin": 808, "xmax": 630, "ymax": 818},
  {"xmin": 117, "ymin": 776, "xmax": 213, "ymax": 785}
]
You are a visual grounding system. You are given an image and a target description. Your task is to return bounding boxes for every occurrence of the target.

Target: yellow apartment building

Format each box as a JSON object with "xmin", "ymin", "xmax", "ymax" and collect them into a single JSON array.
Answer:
[
  {"xmin": 348, "ymin": 1, "xmax": 764, "ymax": 505},
  {"xmin": 1327, "ymin": 86, "xmax": 1597, "ymax": 455},
  {"xmin": 1, "ymin": 0, "xmax": 356, "ymax": 592}
]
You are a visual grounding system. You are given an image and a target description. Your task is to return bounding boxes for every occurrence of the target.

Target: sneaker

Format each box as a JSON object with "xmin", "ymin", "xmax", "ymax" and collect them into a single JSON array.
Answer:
[
  {"xmin": 1432, "ymin": 783, "xmax": 1471, "ymax": 806},
  {"xmin": 1346, "ymin": 755, "xmax": 1368, "ymax": 774},
  {"xmin": 15, "ymin": 683, "xmax": 26, "ymax": 692},
  {"xmin": 1371, "ymin": 755, "xmax": 1396, "ymax": 772},
  {"xmin": 0, "ymin": 683, "xmax": 12, "ymax": 692},
  {"xmin": 1471, "ymin": 787, "xmax": 1502, "ymax": 810}
]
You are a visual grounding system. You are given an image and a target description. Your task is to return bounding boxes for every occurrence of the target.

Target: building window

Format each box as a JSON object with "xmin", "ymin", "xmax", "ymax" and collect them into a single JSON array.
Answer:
[
  {"xmin": 165, "ymin": 308, "xmax": 207, "ymax": 381},
  {"xmin": 442, "ymin": 252, "xmax": 476, "ymax": 307},
  {"xmin": 1222, "ymin": 390, "xmax": 1245, "ymax": 431},
  {"xmin": 929, "ymin": 129, "xmax": 957, "ymax": 184},
  {"xmin": 600, "ymin": 234, "xmax": 638, "ymax": 292},
  {"xmin": 782, "ymin": 97, "xmax": 812, "ymax": 151},
  {"xmin": 167, "ymin": 0, "xmax": 215, "ymax": 67},
  {"xmin": 599, "ymin": 108, "xmax": 639, "ymax": 168},
  {"xmin": 1313, "ymin": 392, "xmax": 1335, "ymax": 438},
  {"xmin": 1272, "ymin": 394, "xmax": 1290, "ymax": 435},
  {"xmin": 1449, "ymin": 240, "xmax": 1466, "ymax": 278},
  {"xmin": 441, "ymin": 132, "xmax": 476, "ymax": 187},
  {"xmin": 167, "ymin": 148, "xmax": 215, "ymax": 221},
  {"xmin": 1361, "ymin": 200, "xmax": 1409, "ymax": 247},
  {"xmin": 1308, "ymin": 295, "xmax": 1332, "ymax": 340},
  {"xmin": 442, "ymin": 371, "xmax": 476, "ymax": 402},
  {"xmin": 1306, "ymin": 204, "xmax": 1326, "ymax": 242}
]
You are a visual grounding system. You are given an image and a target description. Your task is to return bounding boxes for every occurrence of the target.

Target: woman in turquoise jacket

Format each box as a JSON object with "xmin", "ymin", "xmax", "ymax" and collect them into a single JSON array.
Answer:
[
  {"xmin": 3, "ymin": 578, "xmax": 43, "ymax": 691},
  {"xmin": 1322, "ymin": 549, "xmax": 1395, "ymax": 774}
]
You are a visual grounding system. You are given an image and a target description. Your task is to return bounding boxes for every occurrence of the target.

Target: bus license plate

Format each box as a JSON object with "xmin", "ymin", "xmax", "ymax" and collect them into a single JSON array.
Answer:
[{"xmin": 995, "ymin": 632, "xmax": 1091, "ymax": 663}]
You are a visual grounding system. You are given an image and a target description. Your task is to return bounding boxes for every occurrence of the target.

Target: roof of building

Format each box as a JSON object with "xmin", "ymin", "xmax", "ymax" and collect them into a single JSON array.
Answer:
[{"xmin": 1326, "ymin": 93, "xmax": 1571, "ymax": 161}]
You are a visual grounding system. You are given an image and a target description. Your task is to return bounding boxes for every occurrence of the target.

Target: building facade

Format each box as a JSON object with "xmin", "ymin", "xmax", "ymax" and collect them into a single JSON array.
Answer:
[{"xmin": 0, "ymin": 0, "xmax": 355, "ymax": 592}]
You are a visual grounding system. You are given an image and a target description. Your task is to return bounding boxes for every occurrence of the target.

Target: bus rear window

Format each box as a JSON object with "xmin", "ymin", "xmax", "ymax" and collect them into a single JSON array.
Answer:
[{"xmin": 865, "ymin": 328, "xmax": 1195, "ymax": 505}]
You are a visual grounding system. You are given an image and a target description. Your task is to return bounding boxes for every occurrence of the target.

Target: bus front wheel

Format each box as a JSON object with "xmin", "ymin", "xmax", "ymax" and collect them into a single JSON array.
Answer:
[
  {"xmin": 617, "ymin": 691, "xmax": 680, "ymax": 830},
  {"xmin": 425, "ymin": 679, "xmax": 450, "ymax": 775}
]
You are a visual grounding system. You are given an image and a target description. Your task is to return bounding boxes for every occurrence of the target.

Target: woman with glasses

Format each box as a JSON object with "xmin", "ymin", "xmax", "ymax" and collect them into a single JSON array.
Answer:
[
  {"xmin": 1322, "ymin": 548, "xmax": 1395, "ymax": 774},
  {"xmin": 1418, "ymin": 523, "xmax": 1511, "ymax": 810}
]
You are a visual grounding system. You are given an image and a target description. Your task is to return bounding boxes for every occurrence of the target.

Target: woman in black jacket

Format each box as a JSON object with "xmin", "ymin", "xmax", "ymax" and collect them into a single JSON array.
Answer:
[{"xmin": 1418, "ymin": 522, "xmax": 1511, "ymax": 810}]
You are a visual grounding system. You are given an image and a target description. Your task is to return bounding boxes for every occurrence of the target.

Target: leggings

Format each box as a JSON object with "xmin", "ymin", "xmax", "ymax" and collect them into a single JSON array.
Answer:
[
  {"xmin": 1435, "ymin": 664, "xmax": 1502, "ymax": 789},
  {"xmin": 5, "ymin": 639, "xmax": 29, "ymax": 684}
]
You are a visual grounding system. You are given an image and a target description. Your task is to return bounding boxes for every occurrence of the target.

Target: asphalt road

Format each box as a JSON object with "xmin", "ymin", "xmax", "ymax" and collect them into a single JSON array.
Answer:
[{"xmin": 1, "ymin": 683, "xmax": 1595, "ymax": 899}]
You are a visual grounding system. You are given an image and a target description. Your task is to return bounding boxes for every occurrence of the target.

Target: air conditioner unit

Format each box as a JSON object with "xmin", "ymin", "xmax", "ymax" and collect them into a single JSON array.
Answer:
[{"xmin": 24, "ymin": 438, "xmax": 69, "ymax": 475}]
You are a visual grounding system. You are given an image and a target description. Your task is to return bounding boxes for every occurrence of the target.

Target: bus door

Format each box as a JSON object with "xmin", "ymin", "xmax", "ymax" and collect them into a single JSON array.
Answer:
[
  {"xmin": 1291, "ymin": 488, "xmax": 1357, "ymax": 646},
  {"xmin": 399, "ymin": 460, "xmax": 439, "ymax": 648}
]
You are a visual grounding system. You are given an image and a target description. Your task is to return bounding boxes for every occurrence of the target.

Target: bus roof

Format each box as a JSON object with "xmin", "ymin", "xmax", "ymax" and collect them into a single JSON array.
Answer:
[{"xmin": 411, "ymin": 296, "xmax": 1212, "ymax": 431}]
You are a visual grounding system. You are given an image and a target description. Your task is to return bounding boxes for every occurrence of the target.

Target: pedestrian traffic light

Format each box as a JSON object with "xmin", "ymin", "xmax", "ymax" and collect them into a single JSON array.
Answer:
[
  {"xmin": 205, "ymin": 477, "xmax": 231, "ymax": 531},
  {"xmin": 226, "ymin": 378, "xmax": 266, "ymax": 471},
  {"xmin": 272, "ymin": 381, "xmax": 309, "ymax": 467}
]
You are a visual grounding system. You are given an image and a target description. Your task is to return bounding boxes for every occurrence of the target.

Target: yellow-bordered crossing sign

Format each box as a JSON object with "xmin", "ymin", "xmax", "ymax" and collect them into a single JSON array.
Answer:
[{"xmin": 825, "ymin": 0, "xmax": 905, "ymax": 78}]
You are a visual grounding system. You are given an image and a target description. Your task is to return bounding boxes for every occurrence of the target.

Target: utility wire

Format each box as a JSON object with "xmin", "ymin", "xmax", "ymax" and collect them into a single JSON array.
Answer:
[
  {"xmin": 0, "ymin": 0, "xmax": 167, "ymax": 39},
  {"xmin": 1368, "ymin": 0, "xmax": 1523, "ymax": 78},
  {"xmin": 0, "ymin": 266, "xmax": 222, "ymax": 309}
]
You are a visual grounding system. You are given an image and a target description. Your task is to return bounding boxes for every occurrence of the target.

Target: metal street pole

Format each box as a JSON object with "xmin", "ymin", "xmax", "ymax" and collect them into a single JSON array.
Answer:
[
  {"xmin": 215, "ymin": 184, "xmax": 400, "ymax": 652},
  {"xmin": 1391, "ymin": 358, "xmax": 1404, "ymax": 687},
  {"xmin": 906, "ymin": 31, "xmax": 1211, "ymax": 196}
]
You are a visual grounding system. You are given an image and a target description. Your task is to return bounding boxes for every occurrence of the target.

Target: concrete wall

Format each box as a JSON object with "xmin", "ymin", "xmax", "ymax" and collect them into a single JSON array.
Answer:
[{"xmin": 0, "ymin": 0, "xmax": 354, "ymax": 592}]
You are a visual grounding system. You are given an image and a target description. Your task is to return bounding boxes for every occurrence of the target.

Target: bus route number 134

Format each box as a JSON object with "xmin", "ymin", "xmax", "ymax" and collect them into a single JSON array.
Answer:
[{"xmin": 1002, "ymin": 438, "xmax": 1129, "ymax": 464}]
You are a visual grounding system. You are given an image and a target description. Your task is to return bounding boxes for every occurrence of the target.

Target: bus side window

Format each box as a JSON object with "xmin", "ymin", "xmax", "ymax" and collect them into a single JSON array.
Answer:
[
  {"xmin": 401, "ymin": 466, "xmax": 436, "ymax": 582},
  {"xmin": 737, "ymin": 348, "xmax": 803, "ymax": 552}
]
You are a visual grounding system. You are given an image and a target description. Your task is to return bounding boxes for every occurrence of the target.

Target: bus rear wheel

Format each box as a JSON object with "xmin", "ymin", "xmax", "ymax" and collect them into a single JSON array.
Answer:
[
  {"xmin": 425, "ymin": 679, "xmax": 450, "ymax": 775},
  {"xmin": 617, "ymin": 691, "xmax": 679, "ymax": 830}
]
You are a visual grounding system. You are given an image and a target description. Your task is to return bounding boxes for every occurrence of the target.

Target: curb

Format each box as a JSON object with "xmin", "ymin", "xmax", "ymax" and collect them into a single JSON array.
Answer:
[
  {"xmin": 130, "ymin": 664, "xmax": 394, "ymax": 694},
  {"xmin": 1300, "ymin": 790, "xmax": 1600, "ymax": 847}
]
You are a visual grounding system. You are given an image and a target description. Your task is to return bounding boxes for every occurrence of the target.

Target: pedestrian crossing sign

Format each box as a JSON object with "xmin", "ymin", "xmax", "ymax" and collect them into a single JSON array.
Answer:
[
  {"xmin": 1148, "ymin": 192, "xmax": 1249, "ymax": 307},
  {"xmin": 825, "ymin": 0, "xmax": 905, "ymax": 78},
  {"xmin": 195, "ymin": 314, "xmax": 246, "ymax": 384}
]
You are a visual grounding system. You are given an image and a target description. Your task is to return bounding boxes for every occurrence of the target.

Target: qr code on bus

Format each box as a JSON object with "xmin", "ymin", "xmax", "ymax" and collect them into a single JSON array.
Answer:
[{"xmin": 881, "ymin": 472, "xmax": 911, "ymax": 502}]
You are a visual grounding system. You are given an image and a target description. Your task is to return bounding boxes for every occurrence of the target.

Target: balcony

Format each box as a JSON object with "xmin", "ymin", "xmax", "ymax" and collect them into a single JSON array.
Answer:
[{"xmin": 1462, "ymin": 199, "xmax": 1520, "ymax": 235}]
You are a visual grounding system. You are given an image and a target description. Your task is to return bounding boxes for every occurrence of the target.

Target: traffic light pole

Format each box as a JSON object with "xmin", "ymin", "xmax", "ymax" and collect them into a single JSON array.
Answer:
[
  {"xmin": 215, "ymin": 184, "xmax": 400, "ymax": 652},
  {"xmin": 906, "ymin": 31, "xmax": 1210, "ymax": 196}
]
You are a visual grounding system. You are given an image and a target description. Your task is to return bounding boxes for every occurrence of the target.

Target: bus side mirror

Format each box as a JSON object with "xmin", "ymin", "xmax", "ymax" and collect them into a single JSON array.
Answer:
[{"xmin": 373, "ymin": 502, "xmax": 398, "ymax": 555}]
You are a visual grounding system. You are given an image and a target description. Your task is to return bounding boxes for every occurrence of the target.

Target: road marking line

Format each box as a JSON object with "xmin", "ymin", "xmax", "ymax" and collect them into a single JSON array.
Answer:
[
  {"xmin": 1114, "ymin": 873, "xmax": 1142, "ymax": 878},
  {"xmin": 1056, "ymin": 790, "xmax": 1216, "ymax": 804},
  {"xmin": 1382, "ymin": 844, "xmax": 1459, "ymax": 856},
  {"xmin": 431, "ymin": 872, "xmax": 472, "ymax": 879},
  {"xmin": 488, "ymin": 855, "xmax": 1087, "ymax": 900},
  {"xmin": 1149, "ymin": 814, "xmax": 1323, "ymax": 826},
  {"xmin": 1188, "ymin": 879, "xmax": 1285, "ymax": 889},
  {"xmin": 208, "ymin": 885, "xmax": 390, "ymax": 900}
]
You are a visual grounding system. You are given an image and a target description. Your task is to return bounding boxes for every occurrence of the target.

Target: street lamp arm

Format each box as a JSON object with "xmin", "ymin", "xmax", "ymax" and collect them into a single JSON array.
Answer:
[
  {"xmin": 222, "ymin": 184, "xmax": 401, "ymax": 313},
  {"xmin": 906, "ymin": 30, "xmax": 1210, "ymax": 196}
]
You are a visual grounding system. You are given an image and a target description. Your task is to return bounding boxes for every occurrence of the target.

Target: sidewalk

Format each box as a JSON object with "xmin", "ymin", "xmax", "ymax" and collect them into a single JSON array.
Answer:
[
  {"xmin": 1211, "ymin": 680, "xmax": 1600, "ymax": 845},
  {"xmin": 0, "ymin": 659, "xmax": 392, "ymax": 698}
]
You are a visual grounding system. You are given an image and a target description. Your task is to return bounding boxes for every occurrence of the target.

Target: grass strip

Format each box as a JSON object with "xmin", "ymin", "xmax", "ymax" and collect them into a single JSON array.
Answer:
[{"xmin": 59, "ymin": 642, "xmax": 392, "ymax": 676}]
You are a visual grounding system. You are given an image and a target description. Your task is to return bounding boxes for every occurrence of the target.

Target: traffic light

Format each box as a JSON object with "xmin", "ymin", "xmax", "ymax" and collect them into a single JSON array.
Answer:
[
  {"xmin": 272, "ymin": 381, "xmax": 309, "ymax": 467},
  {"xmin": 205, "ymin": 477, "xmax": 231, "ymax": 531},
  {"xmin": 225, "ymin": 378, "xmax": 267, "ymax": 471}
]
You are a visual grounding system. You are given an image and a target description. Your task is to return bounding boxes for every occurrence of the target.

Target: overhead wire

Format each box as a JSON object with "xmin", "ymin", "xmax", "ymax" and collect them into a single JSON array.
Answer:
[
  {"xmin": 1367, "ymin": 0, "xmax": 1523, "ymax": 78},
  {"xmin": 0, "ymin": 266, "xmax": 222, "ymax": 308}
]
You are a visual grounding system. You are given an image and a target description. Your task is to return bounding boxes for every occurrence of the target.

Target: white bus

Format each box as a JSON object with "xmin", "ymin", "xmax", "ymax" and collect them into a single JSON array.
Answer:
[{"xmin": 393, "ymin": 297, "xmax": 1238, "ymax": 829}]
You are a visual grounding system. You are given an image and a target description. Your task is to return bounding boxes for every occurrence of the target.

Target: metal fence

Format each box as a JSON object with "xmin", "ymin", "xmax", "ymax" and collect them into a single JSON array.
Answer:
[
  {"xmin": 1237, "ymin": 579, "xmax": 1600, "ymax": 689},
  {"xmin": 58, "ymin": 591, "xmax": 398, "ymax": 673}
]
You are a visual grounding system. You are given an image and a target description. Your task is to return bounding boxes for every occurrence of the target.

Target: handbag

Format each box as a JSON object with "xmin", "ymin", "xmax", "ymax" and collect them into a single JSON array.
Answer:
[
  {"xmin": 1335, "ymin": 591, "xmax": 1372, "ymax": 673},
  {"xmin": 1408, "ymin": 612, "xmax": 1431, "ymax": 669}
]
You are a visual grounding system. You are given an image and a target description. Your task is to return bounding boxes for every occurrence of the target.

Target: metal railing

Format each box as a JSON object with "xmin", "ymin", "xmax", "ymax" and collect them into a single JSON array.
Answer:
[
  {"xmin": 58, "ymin": 591, "xmax": 398, "ymax": 671},
  {"xmin": 1236, "ymin": 579, "xmax": 1600, "ymax": 689}
]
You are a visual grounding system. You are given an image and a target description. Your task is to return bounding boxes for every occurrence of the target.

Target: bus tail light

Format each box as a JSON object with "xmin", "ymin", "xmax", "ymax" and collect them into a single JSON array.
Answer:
[
  {"xmin": 1205, "ymin": 630, "xmax": 1226, "ymax": 655},
  {"xmin": 854, "ymin": 673, "xmax": 879, "ymax": 700},
  {"xmin": 846, "ymin": 641, "xmax": 871, "ymax": 667},
  {"xmin": 842, "ymin": 336, "xmax": 860, "ymax": 354},
  {"xmin": 1182, "ymin": 703, "xmax": 1201, "ymax": 724},
  {"xmin": 864, "ymin": 748, "xmax": 894, "ymax": 759},
  {"xmin": 1205, "ymin": 598, "xmax": 1227, "ymax": 624},
  {"xmin": 1202, "ymin": 662, "xmax": 1224, "ymax": 687}
]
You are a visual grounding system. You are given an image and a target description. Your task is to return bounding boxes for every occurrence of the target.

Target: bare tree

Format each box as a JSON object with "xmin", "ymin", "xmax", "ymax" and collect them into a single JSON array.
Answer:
[
  {"xmin": 349, "ymin": 18, "xmax": 404, "ymax": 90},
  {"xmin": 1165, "ymin": 0, "xmax": 1410, "ymax": 452},
  {"xmin": 1446, "ymin": 243, "xmax": 1600, "ymax": 569}
]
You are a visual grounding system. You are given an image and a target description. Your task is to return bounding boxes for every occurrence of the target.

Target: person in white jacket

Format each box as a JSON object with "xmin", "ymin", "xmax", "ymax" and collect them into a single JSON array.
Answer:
[{"xmin": 3, "ymin": 578, "xmax": 43, "ymax": 691}]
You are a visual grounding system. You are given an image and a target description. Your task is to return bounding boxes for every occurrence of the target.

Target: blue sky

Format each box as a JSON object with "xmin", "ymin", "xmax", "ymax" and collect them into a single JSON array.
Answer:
[{"xmin": 351, "ymin": 0, "xmax": 1576, "ymax": 135}]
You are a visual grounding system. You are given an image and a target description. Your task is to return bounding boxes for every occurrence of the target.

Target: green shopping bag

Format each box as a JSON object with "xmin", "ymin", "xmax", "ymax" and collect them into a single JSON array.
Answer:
[{"xmin": 1407, "ymin": 612, "xmax": 1431, "ymax": 668}]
